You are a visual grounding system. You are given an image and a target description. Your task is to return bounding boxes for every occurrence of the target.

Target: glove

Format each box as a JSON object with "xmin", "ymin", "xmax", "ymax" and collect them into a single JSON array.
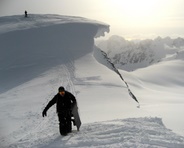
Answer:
[{"xmin": 42, "ymin": 109, "xmax": 47, "ymax": 117}]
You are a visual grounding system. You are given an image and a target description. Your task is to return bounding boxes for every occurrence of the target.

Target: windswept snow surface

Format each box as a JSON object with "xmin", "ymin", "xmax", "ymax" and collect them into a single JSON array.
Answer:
[
  {"xmin": 6, "ymin": 118, "xmax": 184, "ymax": 148},
  {"xmin": 0, "ymin": 14, "xmax": 184, "ymax": 148}
]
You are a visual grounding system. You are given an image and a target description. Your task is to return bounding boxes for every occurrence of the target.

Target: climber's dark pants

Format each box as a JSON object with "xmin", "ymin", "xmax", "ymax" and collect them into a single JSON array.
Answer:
[{"xmin": 58, "ymin": 110, "xmax": 72, "ymax": 136}]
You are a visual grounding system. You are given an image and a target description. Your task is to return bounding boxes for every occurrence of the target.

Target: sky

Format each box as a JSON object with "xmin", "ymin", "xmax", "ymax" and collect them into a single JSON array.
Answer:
[{"xmin": 1, "ymin": 0, "xmax": 184, "ymax": 39}]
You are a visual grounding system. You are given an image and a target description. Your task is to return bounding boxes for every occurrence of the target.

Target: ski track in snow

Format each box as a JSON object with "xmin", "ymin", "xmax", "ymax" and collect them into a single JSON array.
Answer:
[{"xmin": 2, "ymin": 62, "xmax": 77, "ymax": 148}]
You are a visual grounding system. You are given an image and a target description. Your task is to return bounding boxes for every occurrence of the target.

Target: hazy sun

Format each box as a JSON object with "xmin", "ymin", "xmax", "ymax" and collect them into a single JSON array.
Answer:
[
  {"xmin": 112, "ymin": 0, "xmax": 157, "ymax": 17},
  {"xmin": 104, "ymin": 0, "xmax": 162, "ymax": 27}
]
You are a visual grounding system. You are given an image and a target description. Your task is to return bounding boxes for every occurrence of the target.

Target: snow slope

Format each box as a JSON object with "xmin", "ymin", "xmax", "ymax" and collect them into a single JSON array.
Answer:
[{"xmin": 0, "ymin": 14, "xmax": 184, "ymax": 148}]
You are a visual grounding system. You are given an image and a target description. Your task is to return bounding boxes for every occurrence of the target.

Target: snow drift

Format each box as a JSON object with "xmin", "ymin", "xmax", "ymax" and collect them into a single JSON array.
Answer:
[
  {"xmin": 0, "ymin": 14, "xmax": 109, "ymax": 93},
  {"xmin": 1, "ymin": 14, "xmax": 184, "ymax": 148}
]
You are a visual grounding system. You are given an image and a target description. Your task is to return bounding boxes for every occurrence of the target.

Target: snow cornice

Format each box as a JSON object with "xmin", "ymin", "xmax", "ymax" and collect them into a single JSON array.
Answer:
[{"xmin": 0, "ymin": 14, "xmax": 110, "ymax": 38}]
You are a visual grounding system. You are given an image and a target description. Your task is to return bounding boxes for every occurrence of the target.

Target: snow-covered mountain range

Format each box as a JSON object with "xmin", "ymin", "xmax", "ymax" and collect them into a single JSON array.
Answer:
[
  {"xmin": 96, "ymin": 35, "xmax": 184, "ymax": 71},
  {"xmin": 0, "ymin": 14, "xmax": 184, "ymax": 148}
]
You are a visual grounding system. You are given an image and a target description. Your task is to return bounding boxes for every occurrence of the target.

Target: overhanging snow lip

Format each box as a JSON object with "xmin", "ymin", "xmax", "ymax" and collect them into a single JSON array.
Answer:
[{"xmin": 0, "ymin": 14, "xmax": 110, "ymax": 37}]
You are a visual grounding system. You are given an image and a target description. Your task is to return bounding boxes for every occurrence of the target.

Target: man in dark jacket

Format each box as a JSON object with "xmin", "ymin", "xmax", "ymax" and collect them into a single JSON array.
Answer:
[
  {"xmin": 42, "ymin": 86, "xmax": 76, "ymax": 136},
  {"xmin": 25, "ymin": 10, "xmax": 27, "ymax": 17}
]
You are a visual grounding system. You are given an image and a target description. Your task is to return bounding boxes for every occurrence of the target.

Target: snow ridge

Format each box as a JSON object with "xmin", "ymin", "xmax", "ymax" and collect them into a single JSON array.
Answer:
[
  {"xmin": 0, "ymin": 14, "xmax": 109, "ymax": 36},
  {"xmin": 93, "ymin": 46, "xmax": 139, "ymax": 104}
]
